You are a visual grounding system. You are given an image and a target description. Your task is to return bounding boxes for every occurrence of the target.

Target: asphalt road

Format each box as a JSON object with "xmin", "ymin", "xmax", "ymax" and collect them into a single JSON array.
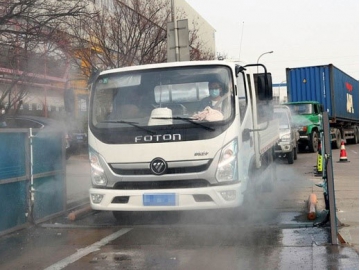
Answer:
[{"xmin": 0, "ymin": 144, "xmax": 358, "ymax": 269}]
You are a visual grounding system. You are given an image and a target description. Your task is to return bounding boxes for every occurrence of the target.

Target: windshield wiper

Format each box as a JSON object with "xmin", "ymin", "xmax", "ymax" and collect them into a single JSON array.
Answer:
[
  {"xmin": 103, "ymin": 120, "xmax": 156, "ymax": 134},
  {"xmin": 152, "ymin": 117, "xmax": 215, "ymax": 131}
]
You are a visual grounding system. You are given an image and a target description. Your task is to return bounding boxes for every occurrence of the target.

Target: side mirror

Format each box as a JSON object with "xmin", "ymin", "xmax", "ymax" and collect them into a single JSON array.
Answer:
[
  {"xmin": 242, "ymin": 63, "xmax": 273, "ymax": 100},
  {"xmin": 254, "ymin": 73, "xmax": 273, "ymax": 100},
  {"xmin": 319, "ymin": 104, "xmax": 324, "ymax": 113},
  {"xmin": 235, "ymin": 65, "xmax": 246, "ymax": 76},
  {"xmin": 88, "ymin": 68, "xmax": 100, "ymax": 85}
]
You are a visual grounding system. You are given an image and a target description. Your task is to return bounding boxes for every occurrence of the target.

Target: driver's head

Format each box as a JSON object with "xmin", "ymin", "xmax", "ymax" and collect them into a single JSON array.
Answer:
[{"xmin": 208, "ymin": 81, "xmax": 223, "ymax": 99}]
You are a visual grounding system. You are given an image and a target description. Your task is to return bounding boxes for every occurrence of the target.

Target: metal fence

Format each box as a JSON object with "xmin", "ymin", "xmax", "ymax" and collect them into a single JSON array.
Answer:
[{"xmin": 0, "ymin": 128, "xmax": 66, "ymax": 235}]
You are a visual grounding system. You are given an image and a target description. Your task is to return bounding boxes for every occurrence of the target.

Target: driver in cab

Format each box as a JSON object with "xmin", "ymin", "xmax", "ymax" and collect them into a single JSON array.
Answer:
[
  {"xmin": 199, "ymin": 81, "xmax": 225, "ymax": 110},
  {"xmin": 192, "ymin": 80, "xmax": 229, "ymax": 121}
]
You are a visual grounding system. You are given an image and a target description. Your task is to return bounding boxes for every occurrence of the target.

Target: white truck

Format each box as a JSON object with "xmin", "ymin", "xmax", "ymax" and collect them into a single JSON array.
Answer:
[{"xmin": 88, "ymin": 60, "xmax": 279, "ymax": 219}]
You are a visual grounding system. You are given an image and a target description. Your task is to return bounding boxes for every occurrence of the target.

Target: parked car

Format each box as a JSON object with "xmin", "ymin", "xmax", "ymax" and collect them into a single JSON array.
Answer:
[
  {"xmin": 273, "ymin": 105, "xmax": 300, "ymax": 164},
  {"xmin": 3, "ymin": 115, "xmax": 72, "ymax": 159}
]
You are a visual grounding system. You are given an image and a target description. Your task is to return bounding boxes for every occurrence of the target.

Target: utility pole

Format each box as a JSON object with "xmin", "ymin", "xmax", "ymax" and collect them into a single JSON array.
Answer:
[
  {"xmin": 168, "ymin": 0, "xmax": 179, "ymax": 61},
  {"xmin": 167, "ymin": 0, "xmax": 189, "ymax": 62}
]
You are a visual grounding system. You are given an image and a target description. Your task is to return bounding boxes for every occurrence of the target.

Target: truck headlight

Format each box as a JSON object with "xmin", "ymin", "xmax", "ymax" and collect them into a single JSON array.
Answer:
[
  {"xmin": 280, "ymin": 133, "xmax": 291, "ymax": 142},
  {"xmin": 216, "ymin": 138, "xmax": 238, "ymax": 182},
  {"xmin": 89, "ymin": 151, "xmax": 108, "ymax": 186}
]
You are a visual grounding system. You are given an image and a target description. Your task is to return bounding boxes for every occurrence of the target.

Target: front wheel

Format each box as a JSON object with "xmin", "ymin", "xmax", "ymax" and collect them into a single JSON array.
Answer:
[{"xmin": 308, "ymin": 130, "xmax": 319, "ymax": 153}]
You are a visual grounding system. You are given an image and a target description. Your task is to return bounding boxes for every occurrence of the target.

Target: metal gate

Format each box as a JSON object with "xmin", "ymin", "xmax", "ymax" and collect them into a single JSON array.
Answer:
[{"xmin": 0, "ymin": 128, "xmax": 66, "ymax": 235}]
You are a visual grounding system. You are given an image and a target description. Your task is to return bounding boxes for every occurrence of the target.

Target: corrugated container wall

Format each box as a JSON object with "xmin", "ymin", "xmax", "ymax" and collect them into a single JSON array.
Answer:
[{"xmin": 286, "ymin": 64, "xmax": 359, "ymax": 122}]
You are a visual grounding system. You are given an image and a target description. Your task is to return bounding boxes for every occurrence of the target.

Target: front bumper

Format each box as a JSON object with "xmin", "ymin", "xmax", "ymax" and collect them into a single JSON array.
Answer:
[
  {"xmin": 298, "ymin": 131, "xmax": 310, "ymax": 141},
  {"xmin": 89, "ymin": 183, "xmax": 243, "ymax": 211}
]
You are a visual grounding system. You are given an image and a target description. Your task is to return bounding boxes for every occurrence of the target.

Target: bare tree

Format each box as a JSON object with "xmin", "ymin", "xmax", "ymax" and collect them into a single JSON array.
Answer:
[
  {"xmin": 188, "ymin": 20, "xmax": 215, "ymax": 61},
  {"xmin": 65, "ymin": 0, "xmax": 170, "ymax": 73},
  {"xmin": 0, "ymin": 0, "xmax": 214, "ymax": 116},
  {"xmin": 66, "ymin": 0, "xmax": 214, "ymax": 77},
  {"xmin": 0, "ymin": 0, "xmax": 89, "ymax": 114},
  {"xmin": 0, "ymin": 0, "xmax": 88, "ymax": 39}
]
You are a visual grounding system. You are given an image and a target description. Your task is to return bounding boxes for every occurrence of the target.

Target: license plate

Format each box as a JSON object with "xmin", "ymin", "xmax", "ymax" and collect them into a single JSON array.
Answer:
[
  {"xmin": 76, "ymin": 135, "xmax": 83, "ymax": 140},
  {"xmin": 143, "ymin": 193, "xmax": 176, "ymax": 206}
]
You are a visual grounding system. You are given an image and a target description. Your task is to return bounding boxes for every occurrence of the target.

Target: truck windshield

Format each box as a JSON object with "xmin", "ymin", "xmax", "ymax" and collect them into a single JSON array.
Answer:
[
  {"xmin": 286, "ymin": 104, "xmax": 313, "ymax": 115},
  {"xmin": 90, "ymin": 65, "xmax": 234, "ymax": 130}
]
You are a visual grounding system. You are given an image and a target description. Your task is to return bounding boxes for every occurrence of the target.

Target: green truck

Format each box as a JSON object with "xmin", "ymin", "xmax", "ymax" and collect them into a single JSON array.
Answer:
[
  {"xmin": 285, "ymin": 65, "xmax": 359, "ymax": 153},
  {"xmin": 283, "ymin": 101, "xmax": 323, "ymax": 152}
]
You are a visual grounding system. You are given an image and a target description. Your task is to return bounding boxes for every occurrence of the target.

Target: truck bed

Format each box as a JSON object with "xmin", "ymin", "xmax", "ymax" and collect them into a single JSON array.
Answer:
[{"xmin": 258, "ymin": 119, "xmax": 279, "ymax": 154}]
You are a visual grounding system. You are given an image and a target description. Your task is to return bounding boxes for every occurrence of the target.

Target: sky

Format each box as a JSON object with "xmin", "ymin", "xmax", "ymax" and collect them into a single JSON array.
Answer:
[{"xmin": 185, "ymin": 0, "xmax": 359, "ymax": 84}]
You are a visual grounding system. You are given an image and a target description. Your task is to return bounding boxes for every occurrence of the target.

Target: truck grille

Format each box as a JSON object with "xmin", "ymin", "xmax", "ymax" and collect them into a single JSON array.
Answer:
[
  {"xmin": 113, "ymin": 179, "xmax": 210, "ymax": 190},
  {"xmin": 109, "ymin": 160, "xmax": 211, "ymax": 175}
]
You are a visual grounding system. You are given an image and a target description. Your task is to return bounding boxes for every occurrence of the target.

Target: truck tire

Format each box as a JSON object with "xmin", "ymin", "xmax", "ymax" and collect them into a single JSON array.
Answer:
[
  {"xmin": 348, "ymin": 127, "xmax": 359, "ymax": 144},
  {"xmin": 354, "ymin": 131, "xmax": 359, "ymax": 144},
  {"xmin": 287, "ymin": 150, "xmax": 294, "ymax": 164},
  {"xmin": 332, "ymin": 129, "xmax": 342, "ymax": 149},
  {"xmin": 294, "ymin": 144, "xmax": 298, "ymax": 160},
  {"xmin": 308, "ymin": 130, "xmax": 319, "ymax": 153}
]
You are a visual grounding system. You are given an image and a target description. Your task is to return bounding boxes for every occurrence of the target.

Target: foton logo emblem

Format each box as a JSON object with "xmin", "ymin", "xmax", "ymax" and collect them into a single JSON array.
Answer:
[{"xmin": 150, "ymin": 157, "xmax": 167, "ymax": 175}]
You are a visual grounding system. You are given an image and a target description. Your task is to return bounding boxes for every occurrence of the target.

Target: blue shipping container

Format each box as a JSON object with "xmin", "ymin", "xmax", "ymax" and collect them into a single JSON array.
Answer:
[{"xmin": 286, "ymin": 64, "xmax": 359, "ymax": 122}]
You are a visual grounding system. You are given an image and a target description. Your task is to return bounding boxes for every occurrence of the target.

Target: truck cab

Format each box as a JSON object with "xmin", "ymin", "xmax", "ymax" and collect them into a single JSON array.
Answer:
[
  {"xmin": 283, "ymin": 101, "xmax": 322, "ymax": 152},
  {"xmin": 88, "ymin": 60, "xmax": 279, "ymax": 216},
  {"xmin": 273, "ymin": 105, "xmax": 299, "ymax": 164}
]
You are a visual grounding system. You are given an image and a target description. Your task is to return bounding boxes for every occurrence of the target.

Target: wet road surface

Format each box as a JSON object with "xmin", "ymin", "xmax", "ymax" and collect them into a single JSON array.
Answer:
[{"xmin": 0, "ymin": 145, "xmax": 358, "ymax": 269}]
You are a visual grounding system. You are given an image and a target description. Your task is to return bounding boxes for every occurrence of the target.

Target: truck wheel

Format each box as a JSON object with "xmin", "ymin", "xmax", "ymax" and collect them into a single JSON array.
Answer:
[
  {"xmin": 354, "ymin": 131, "xmax": 359, "ymax": 144},
  {"xmin": 308, "ymin": 131, "xmax": 319, "ymax": 153},
  {"xmin": 287, "ymin": 150, "xmax": 294, "ymax": 164},
  {"xmin": 349, "ymin": 127, "xmax": 359, "ymax": 144},
  {"xmin": 332, "ymin": 129, "xmax": 342, "ymax": 149}
]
